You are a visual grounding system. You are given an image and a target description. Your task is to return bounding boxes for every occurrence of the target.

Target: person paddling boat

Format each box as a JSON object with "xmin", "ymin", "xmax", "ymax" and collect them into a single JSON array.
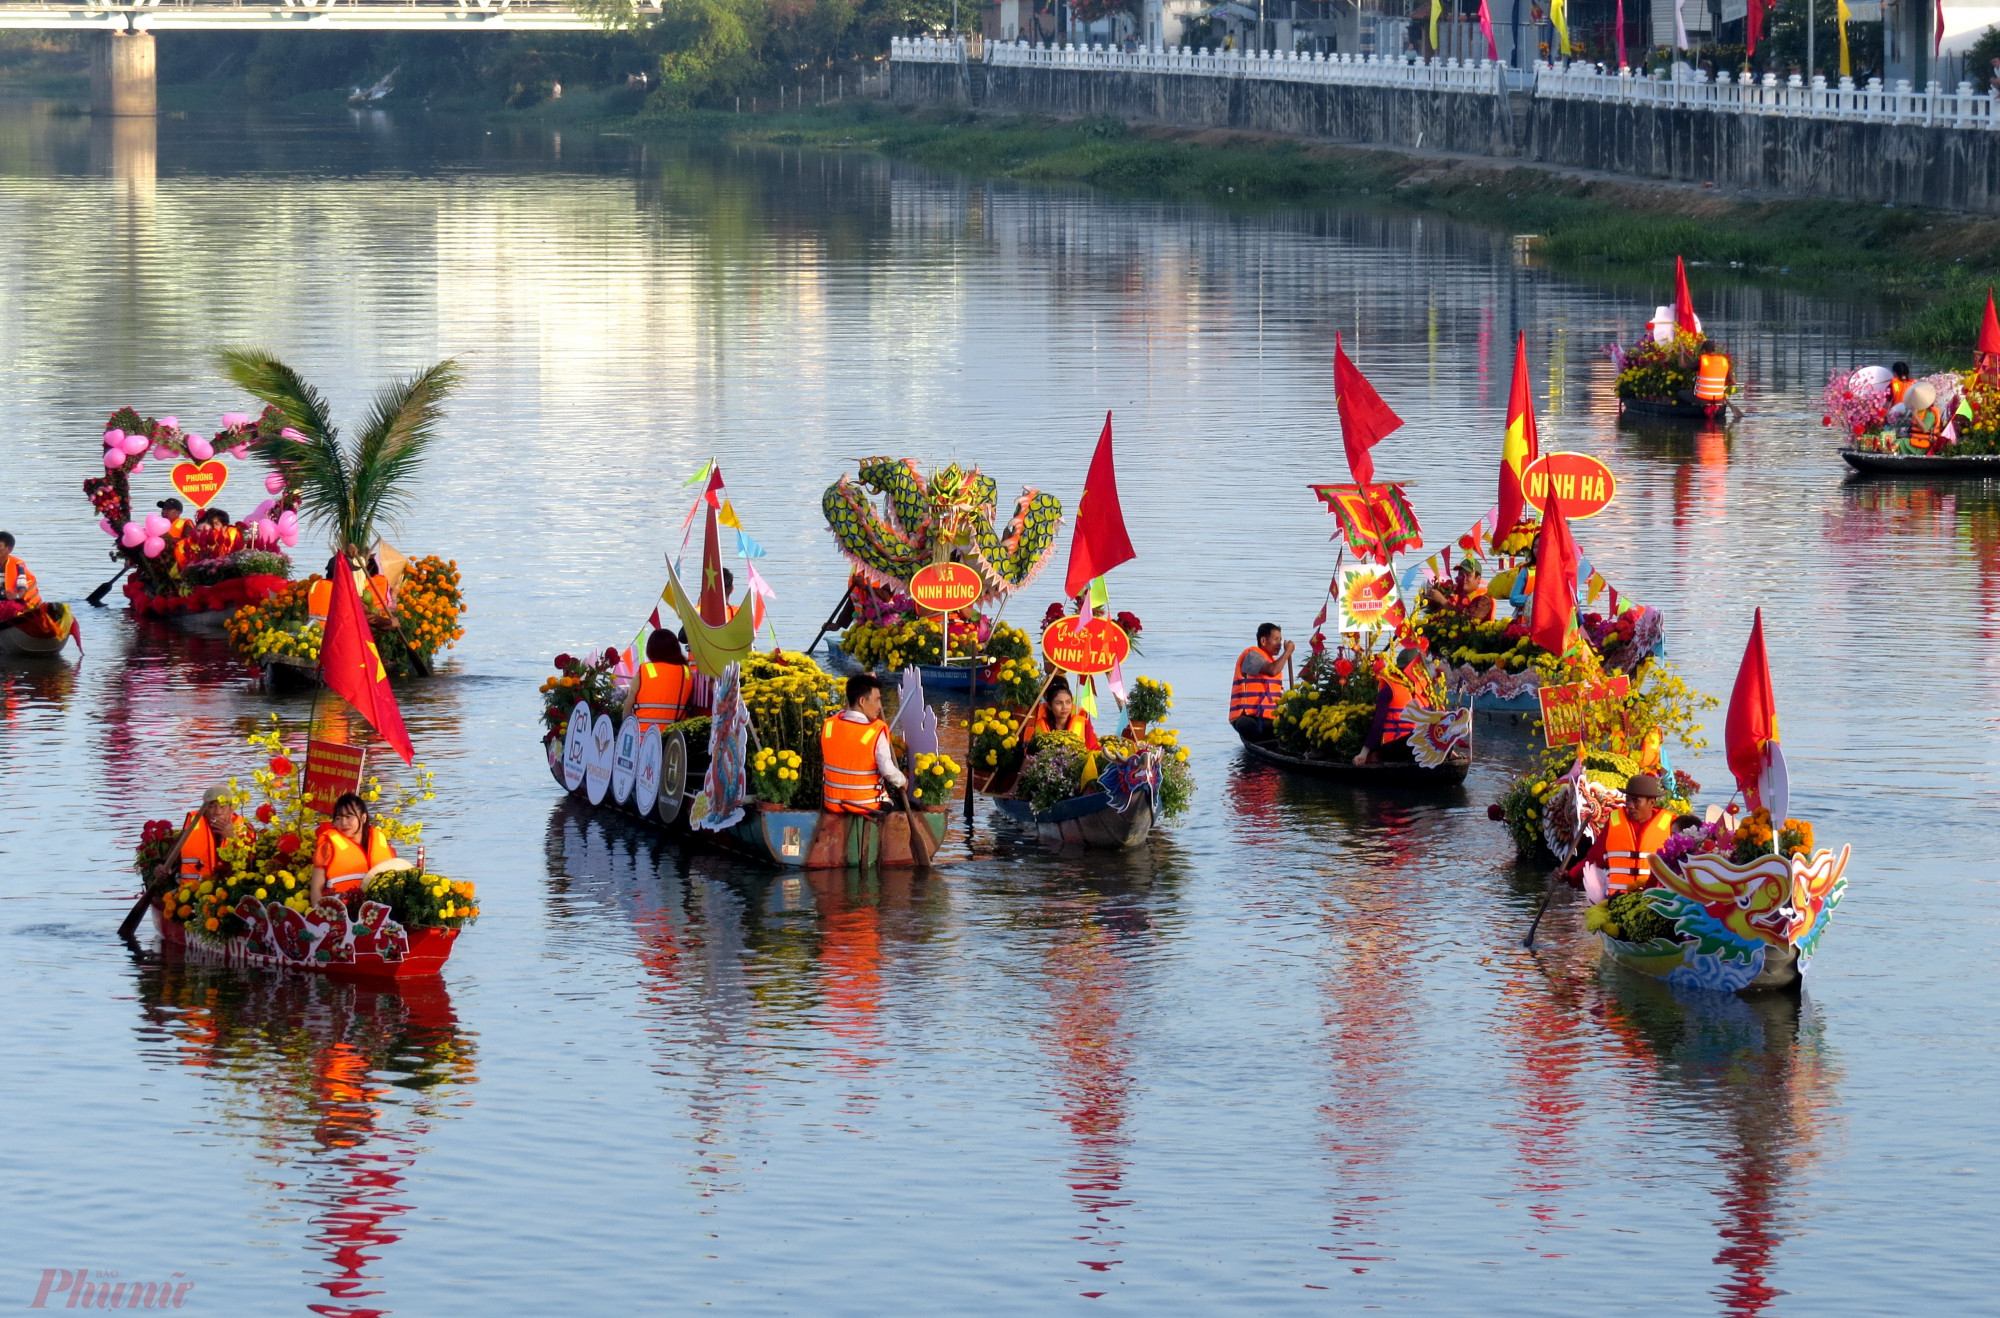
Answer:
[{"xmin": 152, "ymin": 785, "xmax": 244, "ymax": 886}]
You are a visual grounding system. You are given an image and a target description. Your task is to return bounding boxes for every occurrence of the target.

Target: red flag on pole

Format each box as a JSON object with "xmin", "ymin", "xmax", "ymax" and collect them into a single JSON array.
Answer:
[
  {"xmin": 1747, "ymin": 0, "xmax": 1764, "ymax": 55},
  {"xmin": 697, "ymin": 505, "xmax": 728, "ymax": 626},
  {"xmin": 1332, "ymin": 332, "xmax": 1404, "ymax": 488},
  {"xmin": 1615, "ymin": 0, "xmax": 1627, "ymax": 67},
  {"xmin": 319, "ymin": 559, "xmax": 414, "ymax": 764},
  {"xmin": 1529, "ymin": 495, "xmax": 1579, "ymax": 656},
  {"xmin": 1978, "ymin": 288, "xmax": 2000, "ymax": 358},
  {"xmin": 1673, "ymin": 256, "xmax": 1700, "ymax": 336},
  {"xmin": 1064, "ymin": 411, "xmax": 1137, "ymax": 600},
  {"xmin": 1498, "ymin": 333, "xmax": 1540, "ymax": 540},
  {"xmin": 1725, "ymin": 608, "xmax": 1780, "ymax": 807}
]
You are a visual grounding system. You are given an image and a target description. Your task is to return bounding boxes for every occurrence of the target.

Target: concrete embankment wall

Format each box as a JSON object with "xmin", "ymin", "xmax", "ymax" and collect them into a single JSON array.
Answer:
[{"xmin": 891, "ymin": 59, "xmax": 2000, "ymax": 213}]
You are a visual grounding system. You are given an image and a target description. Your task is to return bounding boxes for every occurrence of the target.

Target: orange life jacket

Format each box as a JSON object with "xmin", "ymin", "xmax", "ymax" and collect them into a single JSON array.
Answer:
[
  {"xmin": 820, "ymin": 713, "xmax": 889, "ymax": 814},
  {"xmin": 1228, "ymin": 647, "xmax": 1283, "ymax": 723},
  {"xmin": 180, "ymin": 812, "xmax": 220, "ymax": 881},
  {"xmin": 3, "ymin": 556, "xmax": 40, "ymax": 610},
  {"xmin": 1027, "ymin": 705, "xmax": 1090, "ymax": 741},
  {"xmin": 1889, "ymin": 377, "xmax": 1912, "ymax": 404},
  {"xmin": 1910, "ymin": 406, "xmax": 1944, "ymax": 452},
  {"xmin": 1604, "ymin": 808, "xmax": 1674, "ymax": 894},
  {"xmin": 307, "ymin": 570, "xmax": 390, "ymax": 620},
  {"xmin": 1694, "ymin": 353, "xmax": 1730, "ymax": 402},
  {"xmin": 320, "ymin": 826, "xmax": 396, "ymax": 893},
  {"xmin": 634, "ymin": 662, "xmax": 692, "ymax": 730},
  {"xmin": 1379, "ymin": 671, "xmax": 1416, "ymax": 742}
]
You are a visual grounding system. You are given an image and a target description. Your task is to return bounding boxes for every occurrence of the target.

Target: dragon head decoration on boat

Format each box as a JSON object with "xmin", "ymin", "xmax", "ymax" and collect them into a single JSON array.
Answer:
[
  {"xmin": 823, "ymin": 458, "xmax": 1063, "ymax": 604},
  {"xmin": 1645, "ymin": 846, "xmax": 1851, "ymax": 957}
]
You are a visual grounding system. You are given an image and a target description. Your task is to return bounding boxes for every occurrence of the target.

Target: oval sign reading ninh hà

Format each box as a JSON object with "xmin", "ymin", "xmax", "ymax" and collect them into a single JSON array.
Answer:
[
  {"xmin": 910, "ymin": 561, "xmax": 984, "ymax": 612},
  {"xmin": 1040, "ymin": 616, "xmax": 1131, "ymax": 675},
  {"xmin": 1522, "ymin": 452, "xmax": 1617, "ymax": 519}
]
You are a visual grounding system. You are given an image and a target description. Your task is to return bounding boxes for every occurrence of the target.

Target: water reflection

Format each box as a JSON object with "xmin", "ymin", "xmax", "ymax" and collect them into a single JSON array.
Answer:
[{"xmin": 131, "ymin": 962, "xmax": 475, "ymax": 1317}]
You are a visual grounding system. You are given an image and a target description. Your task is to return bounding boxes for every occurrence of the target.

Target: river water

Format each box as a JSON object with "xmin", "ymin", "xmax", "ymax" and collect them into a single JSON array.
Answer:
[{"xmin": 0, "ymin": 101, "xmax": 1992, "ymax": 1313}]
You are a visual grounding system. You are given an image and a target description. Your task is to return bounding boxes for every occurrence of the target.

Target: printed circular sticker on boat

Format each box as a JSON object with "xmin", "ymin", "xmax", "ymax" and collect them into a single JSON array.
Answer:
[
  {"xmin": 656, "ymin": 729, "xmax": 687, "ymax": 825},
  {"xmin": 611, "ymin": 718, "xmax": 639, "ymax": 805},
  {"xmin": 634, "ymin": 725, "xmax": 664, "ymax": 817},
  {"xmin": 585, "ymin": 712, "xmax": 616, "ymax": 805},
  {"xmin": 1040, "ymin": 616, "xmax": 1131, "ymax": 675},
  {"xmin": 562, "ymin": 702, "xmax": 592, "ymax": 794},
  {"xmin": 910, "ymin": 561, "xmax": 983, "ymax": 613},
  {"xmin": 1522, "ymin": 451, "xmax": 1617, "ymax": 519}
]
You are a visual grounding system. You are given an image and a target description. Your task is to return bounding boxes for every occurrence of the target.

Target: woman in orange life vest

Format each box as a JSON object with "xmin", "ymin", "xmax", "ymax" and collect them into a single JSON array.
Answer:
[
  {"xmin": 1026, "ymin": 675, "xmax": 1100, "ymax": 751},
  {"xmin": 1228, "ymin": 622, "xmax": 1293, "ymax": 737},
  {"xmin": 1903, "ymin": 381, "xmax": 1946, "ymax": 453},
  {"xmin": 820, "ymin": 673, "xmax": 909, "ymax": 814},
  {"xmin": 1353, "ymin": 649, "xmax": 1421, "ymax": 766},
  {"xmin": 152, "ymin": 784, "xmax": 243, "ymax": 885},
  {"xmin": 308, "ymin": 792, "xmax": 398, "ymax": 904},
  {"xmin": 1582, "ymin": 772, "xmax": 1673, "ymax": 895},
  {"xmin": 0, "ymin": 530, "xmax": 42, "ymax": 610},
  {"xmin": 621, "ymin": 628, "xmax": 695, "ymax": 734},
  {"xmin": 1888, "ymin": 361, "xmax": 1914, "ymax": 406}
]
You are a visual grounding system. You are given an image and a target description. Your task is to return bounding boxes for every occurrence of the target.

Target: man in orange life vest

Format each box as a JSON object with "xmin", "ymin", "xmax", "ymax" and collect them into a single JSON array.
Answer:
[
  {"xmin": 622, "ymin": 629, "xmax": 695, "ymax": 733},
  {"xmin": 1228, "ymin": 623, "xmax": 1293, "ymax": 738},
  {"xmin": 151, "ymin": 785, "xmax": 242, "ymax": 886},
  {"xmin": 1353, "ymin": 648, "xmax": 1420, "ymax": 766},
  {"xmin": 1583, "ymin": 772, "xmax": 1672, "ymax": 894},
  {"xmin": 820, "ymin": 673, "xmax": 908, "ymax": 813},
  {"xmin": 0, "ymin": 531, "xmax": 42, "ymax": 610}
]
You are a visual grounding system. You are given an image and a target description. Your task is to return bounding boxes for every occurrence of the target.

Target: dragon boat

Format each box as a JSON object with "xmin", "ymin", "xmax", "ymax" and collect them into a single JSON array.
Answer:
[
  {"xmin": 1587, "ymin": 847, "xmax": 1850, "ymax": 995},
  {"xmin": 819, "ymin": 457, "xmax": 1060, "ymax": 689}
]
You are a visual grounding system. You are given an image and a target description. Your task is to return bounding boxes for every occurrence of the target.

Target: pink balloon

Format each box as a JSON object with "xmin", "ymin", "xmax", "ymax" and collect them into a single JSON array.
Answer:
[
  {"xmin": 187, "ymin": 436, "xmax": 214, "ymax": 461},
  {"xmin": 144, "ymin": 513, "xmax": 170, "ymax": 537},
  {"xmin": 120, "ymin": 522, "xmax": 145, "ymax": 547},
  {"xmin": 143, "ymin": 536, "xmax": 166, "ymax": 559},
  {"xmin": 220, "ymin": 413, "xmax": 249, "ymax": 428},
  {"xmin": 276, "ymin": 510, "xmax": 298, "ymax": 532},
  {"xmin": 227, "ymin": 443, "xmax": 250, "ymax": 460},
  {"xmin": 103, "ymin": 428, "xmax": 124, "ymax": 447},
  {"xmin": 128, "ymin": 460, "xmax": 143, "ymax": 475},
  {"xmin": 249, "ymin": 499, "xmax": 274, "ymax": 522},
  {"xmin": 160, "ymin": 416, "xmax": 178, "ymax": 429},
  {"xmin": 99, "ymin": 517, "xmax": 115, "ymax": 536},
  {"xmin": 103, "ymin": 448, "xmax": 127, "ymax": 469},
  {"xmin": 150, "ymin": 443, "xmax": 172, "ymax": 459},
  {"xmin": 280, "ymin": 427, "xmax": 306, "ymax": 442},
  {"xmin": 252, "ymin": 520, "xmax": 279, "ymax": 550},
  {"xmin": 119, "ymin": 434, "xmax": 149, "ymax": 455},
  {"xmin": 265, "ymin": 472, "xmax": 287, "ymax": 495}
]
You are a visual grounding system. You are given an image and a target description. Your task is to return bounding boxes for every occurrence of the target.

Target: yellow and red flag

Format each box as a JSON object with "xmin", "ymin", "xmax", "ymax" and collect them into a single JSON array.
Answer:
[
  {"xmin": 320, "ymin": 557, "xmax": 413, "ymax": 764},
  {"xmin": 1497, "ymin": 332, "xmax": 1540, "ymax": 539}
]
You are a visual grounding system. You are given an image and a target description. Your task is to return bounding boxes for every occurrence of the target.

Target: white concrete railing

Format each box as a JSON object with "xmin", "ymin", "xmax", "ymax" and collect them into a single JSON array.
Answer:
[
  {"xmin": 985, "ymin": 40, "xmax": 1508, "ymax": 93},
  {"xmin": 893, "ymin": 35, "xmax": 967, "ymax": 64},
  {"xmin": 1535, "ymin": 59, "xmax": 2000, "ymax": 129}
]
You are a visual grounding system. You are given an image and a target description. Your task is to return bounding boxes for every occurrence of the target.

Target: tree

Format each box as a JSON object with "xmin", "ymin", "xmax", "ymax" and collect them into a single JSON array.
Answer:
[{"xmin": 220, "ymin": 350, "xmax": 461, "ymax": 556}]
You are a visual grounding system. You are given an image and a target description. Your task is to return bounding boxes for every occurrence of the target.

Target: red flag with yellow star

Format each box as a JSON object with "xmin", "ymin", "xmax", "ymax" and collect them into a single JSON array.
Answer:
[{"xmin": 320, "ymin": 557, "xmax": 414, "ymax": 764}]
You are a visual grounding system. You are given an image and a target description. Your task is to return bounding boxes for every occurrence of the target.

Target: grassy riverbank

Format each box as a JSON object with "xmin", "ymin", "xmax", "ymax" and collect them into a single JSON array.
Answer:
[{"xmin": 591, "ymin": 99, "xmax": 2000, "ymax": 355}]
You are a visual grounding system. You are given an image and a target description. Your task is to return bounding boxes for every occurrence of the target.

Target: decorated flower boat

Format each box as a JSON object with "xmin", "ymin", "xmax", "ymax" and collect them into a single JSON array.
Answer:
[
  {"xmin": 84, "ymin": 406, "xmax": 297, "ymax": 631},
  {"xmin": 1238, "ymin": 648, "xmax": 1472, "ymax": 787},
  {"xmin": 978, "ymin": 708, "xmax": 1191, "ymax": 850},
  {"xmin": 133, "ymin": 712, "xmax": 472, "ymax": 984},
  {"xmin": 1609, "ymin": 258, "xmax": 1736, "ymax": 422},
  {"xmin": 542, "ymin": 480, "xmax": 955, "ymax": 871},
  {"xmin": 821, "ymin": 457, "xmax": 1062, "ymax": 691},
  {"xmin": 1826, "ymin": 316, "xmax": 2000, "ymax": 476},
  {"xmin": 231, "ymin": 554, "xmax": 467, "ymax": 694}
]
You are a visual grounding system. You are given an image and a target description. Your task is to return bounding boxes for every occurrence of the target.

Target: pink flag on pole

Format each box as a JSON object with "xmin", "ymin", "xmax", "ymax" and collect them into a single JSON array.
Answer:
[{"xmin": 1478, "ymin": 0, "xmax": 1498, "ymax": 59}]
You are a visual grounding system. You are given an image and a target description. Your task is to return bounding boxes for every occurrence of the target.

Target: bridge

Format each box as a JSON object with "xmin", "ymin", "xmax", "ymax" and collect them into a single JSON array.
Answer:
[{"xmin": 0, "ymin": 0, "xmax": 619, "ymax": 113}]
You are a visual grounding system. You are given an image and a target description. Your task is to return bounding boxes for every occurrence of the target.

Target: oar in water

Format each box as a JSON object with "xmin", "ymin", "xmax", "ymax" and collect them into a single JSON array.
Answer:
[
  {"xmin": 117, "ymin": 815, "xmax": 198, "ymax": 940},
  {"xmin": 801, "ymin": 590, "xmax": 856, "ymax": 657},
  {"xmin": 86, "ymin": 564, "xmax": 130, "ymax": 608},
  {"xmin": 1522, "ymin": 832, "xmax": 1584, "ymax": 951}
]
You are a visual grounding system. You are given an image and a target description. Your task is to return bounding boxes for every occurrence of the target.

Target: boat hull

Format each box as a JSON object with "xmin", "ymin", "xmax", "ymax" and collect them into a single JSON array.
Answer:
[
  {"xmin": 263, "ymin": 656, "xmax": 320, "ymax": 694},
  {"xmin": 0, "ymin": 623, "xmax": 73, "ymax": 657},
  {"xmin": 544, "ymin": 732, "xmax": 949, "ymax": 869},
  {"xmin": 151, "ymin": 904, "xmax": 457, "ymax": 982},
  {"xmin": 1237, "ymin": 731, "xmax": 1470, "ymax": 787},
  {"xmin": 1598, "ymin": 932, "xmax": 1801, "ymax": 995},
  {"xmin": 1619, "ymin": 395, "xmax": 1728, "ymax": 421},
  {"xmin": 991, "ymin": 790, "xmax": 1155, "ymax": 849},
  {"xmin": 1841, "ymin": 449, "xmax": 2000, "ymax": 477}
]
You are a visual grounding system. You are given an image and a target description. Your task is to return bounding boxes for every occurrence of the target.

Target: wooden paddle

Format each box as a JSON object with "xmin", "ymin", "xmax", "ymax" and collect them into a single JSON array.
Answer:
[
  {"xmin": 802, "ymin": 589, "xmax": 856, "ymax": 657},
  {"xmin": 898, "ymin": 784, "xmax": 936, "ymax": 874},
  {"xmin": 86, "ymin": 564, "xmax": 130, "ymax": 608},
  {"xmin": 117, "ymin": 814, "xmax": 197, "ymax": 940},
  {"xmin": 1522, "ymin": 828, "xmax": 1584, "ymax": 950}
]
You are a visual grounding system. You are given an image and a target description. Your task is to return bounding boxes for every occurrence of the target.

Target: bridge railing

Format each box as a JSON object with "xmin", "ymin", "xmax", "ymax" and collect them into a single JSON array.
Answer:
[{"xmin": 1534, "ymin": 60, "xmax": 2000, "ymax": 129}]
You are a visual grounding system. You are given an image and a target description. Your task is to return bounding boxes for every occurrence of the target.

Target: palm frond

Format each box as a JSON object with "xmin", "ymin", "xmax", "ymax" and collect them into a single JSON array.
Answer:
[
  {"xmin": 221, "ymin": 349, "xmax": 356, "ymax": 547},
  {"xmin": 346, "ymin": 358, "xmax": 461, "ymax": 550}
]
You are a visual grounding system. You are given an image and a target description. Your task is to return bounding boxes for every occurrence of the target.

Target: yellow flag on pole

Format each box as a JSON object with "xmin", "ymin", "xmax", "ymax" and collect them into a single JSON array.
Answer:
[{"xmin": 1836, "ymin": 0, "xmax": 1851, "ymax": 77}]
